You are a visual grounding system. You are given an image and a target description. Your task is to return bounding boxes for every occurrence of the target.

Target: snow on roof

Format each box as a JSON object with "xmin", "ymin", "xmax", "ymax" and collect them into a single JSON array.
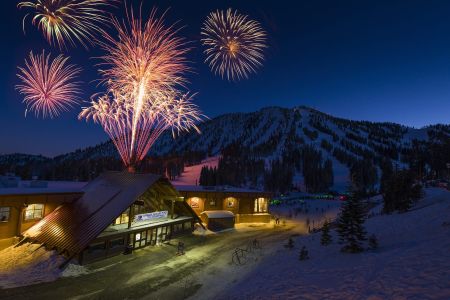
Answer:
[
  {"xmin": 174, "ymin": 184, "xmax": 268, "ymax": 194},
  {"xmin": 201, "ymin": 210, "xmax": 235, "ymax": 218},
  {"xmin": 0, "ymin": 180, "xmax": 87, "ymax": 196}
]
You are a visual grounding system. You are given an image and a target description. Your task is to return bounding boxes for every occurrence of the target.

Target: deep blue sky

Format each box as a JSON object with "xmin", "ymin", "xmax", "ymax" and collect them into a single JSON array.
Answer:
[{"xmin": 1, "ymin": 0, "xmax": 450, "ymax": 157}]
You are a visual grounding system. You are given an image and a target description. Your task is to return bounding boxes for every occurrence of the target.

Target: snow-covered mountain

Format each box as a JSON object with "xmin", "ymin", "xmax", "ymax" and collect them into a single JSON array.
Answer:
[
  {"xmin": 55, "ymin": 106, "xmax": 449, "ymax": 159},
  {"xmin": 1, "ymin": 106, "xmax": 449, "ymax": 186}
]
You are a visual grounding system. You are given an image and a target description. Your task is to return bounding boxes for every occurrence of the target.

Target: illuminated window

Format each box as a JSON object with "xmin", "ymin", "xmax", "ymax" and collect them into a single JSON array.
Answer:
[
  {"xmin": 24, "ymin": 204, "xmax": 44, "ymax": 221},
  {"xmin": 190, "ymin": 197, "xmax": 200, "ymax": 208},
  {"xmin": 0, "ymin": 207, "xmax": 10, "ymax": 222},
  {"xmin": 254, "ymin": 198, "xmax": 268, "ymax": 213},
  {"xmin": 226, "ymin": 197, "xmax": 236, "ymax": 208},
  {"xmin": 209, "ymin": 198, "xmax": 216, "ymax": 206},
  {"xmin": 114, "ymin": 213, "xmax": 129, "ymax": 225}
]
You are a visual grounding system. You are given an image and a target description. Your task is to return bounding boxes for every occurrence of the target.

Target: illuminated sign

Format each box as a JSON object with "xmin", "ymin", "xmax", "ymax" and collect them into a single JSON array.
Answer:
[{"xmin": 134, "ymin": 211, "xmax": 168, "ymax": 222}]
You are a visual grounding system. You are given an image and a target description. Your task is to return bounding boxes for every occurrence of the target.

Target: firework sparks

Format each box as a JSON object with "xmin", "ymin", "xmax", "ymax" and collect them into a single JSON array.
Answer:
[
  {"xmin": 16, "ymin": 50, "xmax": 81, "ymax": 119},
  {"xmin": 18, "ymin": 0, "xmax": 114, "ymax": 49},
  {"xmin": 201, "ymin": 8, "xmax": 267, "ymax": 81},
  {"xmin": 79, "ymin": 7, "xmax": 203, "ymax": 169}
]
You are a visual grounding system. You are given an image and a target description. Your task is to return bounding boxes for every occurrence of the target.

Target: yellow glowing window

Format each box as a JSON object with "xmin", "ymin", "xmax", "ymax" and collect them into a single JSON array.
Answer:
[
  {"xmin": 226, "ymin": 197, "xmax": 236, "ymax": 208},
  {"xmin": 254, "ymin": 198, "xmax": 268, "ymax": 213},
  {"xmin": 190, "ymin": 197, "xmax": 200, "ymax": 208},
  {"xmin": 24, "ymin": 204, "xmax": 44, "ymax": 221},
  {"xmin": 115, "ymin": 213, "xmax": 129, "ymax": 225}
]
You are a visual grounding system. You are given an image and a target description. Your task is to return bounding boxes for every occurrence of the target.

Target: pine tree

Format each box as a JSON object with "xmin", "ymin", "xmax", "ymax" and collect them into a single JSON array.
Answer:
[
  {"xmin": 299, "ymin": 246, "xmax": 309, "ymax": 260},
  {"xmin": 337, "ymin": 194, "xmax": 367, "ymax": 253},
  {"xmin": 320, "ymin": 220, "xmax": 332, "ymax": 246},
  {"xmin": 383, "ymin": 169, "xmax": 423, "ymax": 213},
  {"xmin": 368, "ymin": 234, "xmax": 378, "ymax": 250}
]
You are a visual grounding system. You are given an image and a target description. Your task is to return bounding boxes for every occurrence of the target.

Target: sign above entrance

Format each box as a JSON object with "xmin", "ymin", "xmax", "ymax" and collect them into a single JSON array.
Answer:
[{"xmin": 134, "ymin": 211, "xmax": 168, "ymax": 222}]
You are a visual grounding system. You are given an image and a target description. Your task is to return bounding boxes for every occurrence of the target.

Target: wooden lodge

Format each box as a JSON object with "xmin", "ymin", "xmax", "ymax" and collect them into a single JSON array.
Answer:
[{"xmin": 0, "ymin": 173, "xmax": 271, "ymax": 265}]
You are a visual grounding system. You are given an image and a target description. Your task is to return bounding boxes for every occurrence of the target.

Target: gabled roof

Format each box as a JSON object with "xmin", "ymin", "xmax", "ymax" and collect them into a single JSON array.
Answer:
[{"xmin": 23, "ymin": 171, "xmax": 176, "ymax": 257}]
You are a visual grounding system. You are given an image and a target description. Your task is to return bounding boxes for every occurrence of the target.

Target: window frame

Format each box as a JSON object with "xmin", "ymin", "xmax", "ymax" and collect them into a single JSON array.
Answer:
[
  {"xmin": 254, "ymin": 197, "xmax": 268, "ymax": 213},
  {"xmin": 24, "ymin": 204, "xmax": 44, "ymax": 221},
  {"xmin": 0, "ymin": 207, "xmax": 10, "ymax": 222}
]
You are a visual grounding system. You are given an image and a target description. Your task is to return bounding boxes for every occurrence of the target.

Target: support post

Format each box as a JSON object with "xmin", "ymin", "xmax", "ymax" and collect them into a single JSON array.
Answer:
[
  {"xmin": 128, "ymin": 204, "xmax": 133, "ymax": 229},
  {"xmin": 171, "ymin": 200, "xmax": 175, "ymax": 219}
]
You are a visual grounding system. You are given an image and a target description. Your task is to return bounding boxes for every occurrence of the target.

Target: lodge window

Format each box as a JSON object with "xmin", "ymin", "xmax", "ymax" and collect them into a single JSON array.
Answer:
[
  {"xmin": 88, "ymin": 242, "xmax": 105, "ymax": 253},
  {"xmin": 114, "ymin": 213, "xmax": 129, "ymax": 225},
  {"xmin": 190, "ymin": 197, "xmax": 200, "ymax": 208},
  {"xmin": 109, "ymin": 238, "xmax": 125, "ymax": 249},
  {"xmin": 254, "ymin": 198, "xmax": 268, "ymax": 213},
  {"xmin": 24, "ymin": 204, "xmax": 44, "ymax": 221},
  {"xmin": 225, "ymin": 197, "xmax": 236, "ymax": 208},
  {"xmin": 0, "ymin": 207, "xmax": 10, "ymax": 222}
]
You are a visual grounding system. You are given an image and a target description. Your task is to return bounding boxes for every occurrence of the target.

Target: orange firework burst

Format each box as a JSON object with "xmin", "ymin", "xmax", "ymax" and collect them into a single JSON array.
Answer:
[
  {"xmin": 80, "ymin": 7, "xmax": 203, "ymax": 169},
  {"xmin": 16, "ymin": 50, "xmax": 81, "ymax": 119},
  {"xmin": 18, "ymin": 0, "xmax": 114, "ymax": 49},
  {"xmin": 201, "ymin": 8, "xmax": 267, "ymax": 81}
]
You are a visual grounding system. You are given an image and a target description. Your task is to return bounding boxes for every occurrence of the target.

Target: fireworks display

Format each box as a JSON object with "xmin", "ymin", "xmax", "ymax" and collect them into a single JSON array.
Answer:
[
  {"xmin": 201, "ymin": 8, "xmax": 267, "ymax": 81},
  {"xmin": 79, "ymin": 8, "xmax": 203, "ymax": 169},
  {"xmin": 18, "ymin": 0, "xmax": 113, "ymax": 49},
  {"xmin": 16, "ymin": 50, "xmax": 81, "ymax": 119}
]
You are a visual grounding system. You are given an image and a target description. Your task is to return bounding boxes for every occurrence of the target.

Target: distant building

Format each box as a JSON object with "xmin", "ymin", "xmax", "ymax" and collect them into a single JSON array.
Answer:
[{"xmin": 175, "ymin": 185, "xmax": 271, "ymax": 230}]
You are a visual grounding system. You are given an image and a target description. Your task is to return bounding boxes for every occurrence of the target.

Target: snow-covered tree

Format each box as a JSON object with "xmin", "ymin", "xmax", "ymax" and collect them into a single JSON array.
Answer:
[{"xmin": 337, "ymin": 194, "xmax": 367, "ymax": 253}]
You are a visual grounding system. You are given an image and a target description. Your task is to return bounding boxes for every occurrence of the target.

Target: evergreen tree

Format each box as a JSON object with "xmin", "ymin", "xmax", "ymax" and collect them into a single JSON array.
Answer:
[
  {"xmin": 299, "ymin": 246, "xmax": 309, "ymax": 260},
  {"xmin": 337, "ymin": 194, "xmax": 367, "ymax": 253},
  {"xmin": 380, "ymin": 158, "xmax": 393, "ymax": 194},
  {"xmin": 320, "ymin": 220, "xmax": 332, "ymax": 246},
  {"xmin": 350, "ymin": 159, "xmax": 378, "ymax": 195},
  {"xmin": 368, "ymin": 234, "xmax": 378, "ymax": 250},
  {"xmin": 383, "ymin": 169, "xmax": 423, "ymax": 213}
]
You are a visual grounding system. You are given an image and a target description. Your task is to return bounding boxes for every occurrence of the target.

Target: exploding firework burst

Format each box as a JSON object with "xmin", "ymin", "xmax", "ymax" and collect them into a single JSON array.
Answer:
[
  {"xmin": 201, "ymin": 8, "xmax": 267, "ymax": 81},
  {"xmin": 79, "ymin": 7, "xmax": 203, "ymax": 169},
  {"xmin": 18, "ymin": 0, "xmax": 114, "ymax": 49},
  {"xmin": 16, "ymin": 50, "xmax": 81, "ymax": 119}
]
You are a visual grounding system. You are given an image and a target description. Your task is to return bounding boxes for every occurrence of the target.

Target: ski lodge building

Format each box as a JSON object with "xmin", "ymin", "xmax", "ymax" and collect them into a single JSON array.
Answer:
[{"xmin": 0, "ymin": 172, "xmax": 271, "ymax": 264}]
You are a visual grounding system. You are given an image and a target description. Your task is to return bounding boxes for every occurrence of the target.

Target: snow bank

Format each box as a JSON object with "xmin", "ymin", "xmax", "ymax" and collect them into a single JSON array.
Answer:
[
  {"xmin": 0, "ymin": 243, "xmax": 88, "ymax": 289},
  {"xmin": 201, "ymin": 210, "xmax": 235, "ymax": 218}
]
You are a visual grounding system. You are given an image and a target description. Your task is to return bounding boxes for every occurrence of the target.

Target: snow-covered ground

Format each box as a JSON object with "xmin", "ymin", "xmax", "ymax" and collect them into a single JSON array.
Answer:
[
  {"xmin": 171, "ymin": 156, "xmax": 220, "ymax": 186},
  {"xmin": 0, "ymin": 243, "xmax": 88, "ymax": 289},
  {"xmin": 1, "ymin": 188, "xmax": 449, "ymax": 300},
  {"xmin": 222, "ymin": 188, "xmax": 450, "ymax": 299}
]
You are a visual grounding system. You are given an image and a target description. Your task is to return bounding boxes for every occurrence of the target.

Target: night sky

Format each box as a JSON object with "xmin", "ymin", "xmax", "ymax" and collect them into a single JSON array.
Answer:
[{"xmin": 1, "ymin": 0, "xmax": 450, "ymax": 157}]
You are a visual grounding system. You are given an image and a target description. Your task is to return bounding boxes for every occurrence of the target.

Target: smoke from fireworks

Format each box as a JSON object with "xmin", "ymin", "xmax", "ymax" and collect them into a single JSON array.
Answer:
[
  {"xmin": 16, "ymin": 50, "xmax": 81, "ymax": 119},
  {"xmin": 201, "ymin": 8, "xmax": 267, "ymax": 81},
  {"xmin": 18, "ymin": 0, "xmax": 114, "ymax": 49},
  {"xmin": 79, "ymin": 7, "xmax": 203, "ymax": 168}
]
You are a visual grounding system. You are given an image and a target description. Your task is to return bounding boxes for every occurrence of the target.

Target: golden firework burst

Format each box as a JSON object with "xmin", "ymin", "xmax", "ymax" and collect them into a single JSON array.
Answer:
[
  {"xmin": 18, "ymin": 0, "xmax": 115, "ymax": 49},
  {"xmin": 201, "ymin": 8, "xmax": 267, "ymax": 81}
]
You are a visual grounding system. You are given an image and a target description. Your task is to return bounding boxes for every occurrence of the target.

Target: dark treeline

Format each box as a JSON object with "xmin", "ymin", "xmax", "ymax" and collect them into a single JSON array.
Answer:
[
  {"xmin": 199, "ymin": 143, "xmax": 265, "ymax": 188},
  {"xmin": 0, "ymin": 151, "xmax": 206, "ymax": 182}
]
